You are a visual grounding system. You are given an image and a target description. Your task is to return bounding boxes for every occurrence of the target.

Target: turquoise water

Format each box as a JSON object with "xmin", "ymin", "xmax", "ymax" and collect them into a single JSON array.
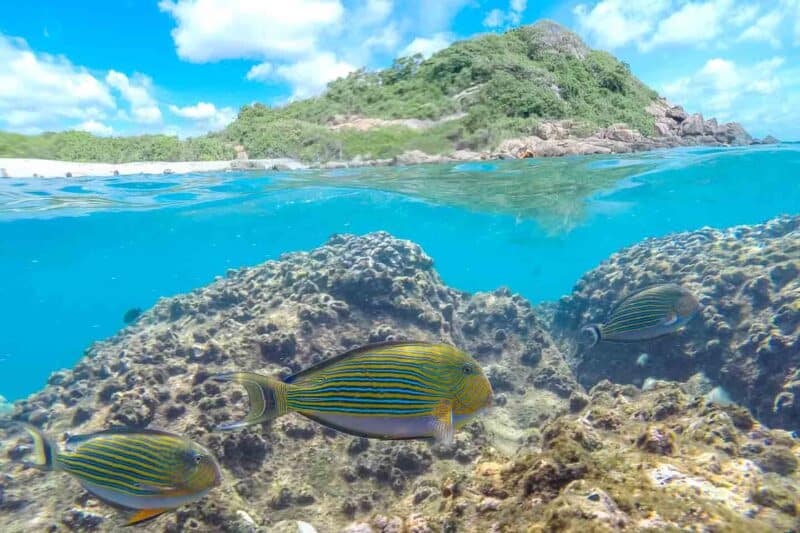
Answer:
[{"xmin": 1, "ymin": 144, "xmax": 798, "ymax": 401}]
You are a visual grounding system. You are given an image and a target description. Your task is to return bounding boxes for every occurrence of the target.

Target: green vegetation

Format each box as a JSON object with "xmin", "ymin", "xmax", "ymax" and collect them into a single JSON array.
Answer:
[
  {"xmin": 0, "ymin": 131, "xmax": 234, "ymax": 163},
  {"xmin": 0, "ymin": 21, "xmax": 660, "ymax": 163}
]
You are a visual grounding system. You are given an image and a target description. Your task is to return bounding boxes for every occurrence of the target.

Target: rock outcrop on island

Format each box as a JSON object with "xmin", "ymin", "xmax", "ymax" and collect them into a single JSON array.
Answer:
[
  {"xmin": 490, "ymin": 99, "xmax": 760, "ymax": 160},
  {"xmin": 0, "ymin": 226, "xmax": 798, "ymax": 532}
]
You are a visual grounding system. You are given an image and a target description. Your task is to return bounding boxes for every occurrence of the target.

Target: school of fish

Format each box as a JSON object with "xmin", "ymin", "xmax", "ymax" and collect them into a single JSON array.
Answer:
[{"xmin": 11, "ymin": 283, "xmax": 700, "ymax": 526}]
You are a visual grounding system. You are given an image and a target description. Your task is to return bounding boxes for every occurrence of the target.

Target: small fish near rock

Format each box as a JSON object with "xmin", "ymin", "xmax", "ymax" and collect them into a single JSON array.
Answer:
[
  {"xmin": 20, "ymin": 425, "xmax": 221, "ymax": 526},
  {"xmin": 213, "ymin": 341, "xmax": 493, "ymax": 444},
  {"xmin": 122, "ymin": 307, "xmax": 143, "ymax": 324},
  {"xmin": 580, "ymin": 284, "xmax": 700, "ymax": 347}
]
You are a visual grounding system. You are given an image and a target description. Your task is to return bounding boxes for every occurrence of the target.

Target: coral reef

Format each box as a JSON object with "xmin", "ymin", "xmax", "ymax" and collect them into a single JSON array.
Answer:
[
  {"xmin": 1, "ymin": 225, "xmax": 798, "ymax": 532},
  {"xmin": 553, "ymin": 215, "xmax": 800, "ymax": 431},
  {"xmin": 0, "ymin": 232, "xmax": 573, "ymax": 532}
]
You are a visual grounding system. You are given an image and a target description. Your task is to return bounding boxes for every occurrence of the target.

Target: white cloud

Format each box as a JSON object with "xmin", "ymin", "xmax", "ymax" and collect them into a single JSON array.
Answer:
[
  {"xmin": 159, "ymin": 0, "xmax": 345, "ymax": 62},
  {"xmin": 245, "ymin": 62, "xmax": 273, "ymax": 81},
  {"xmin": 729, "ymin": 4, "xmax": 760, "ymax": 27},
  {"xmin": 647, "ymin": 0, "xmax": 732, "ymax": 49},
  {"xmin": 76, "ymin": 120, "xmax": 113, "ymax": 136},
  {"xmin": 483, "ymin": 0, "xmax": 527, "ymax": 29},
  {"xmin": 105, "ymin": 70, "xmax": 162, "ymax": 124},
  {"xmin": 661, "ymin": 56, "xmax": 786, "ymax": 118},
  {"xmin": 790, "ymin": 0, "xmax": 800, "ymax": 44},
  {"xmin": 160, "ymin": 0, "xmax": 470, "ymax": 100},
  {"xmin": 779, "ymin": 0, "xmax": 800, "ymax": 46},
  {"xmin": 574, "ymin": 0, "xmax": 798, "ymax": 50},
  {"xmin": 364, "ymin": 24, "xmax": 401, "ymax": 51},
  {"xmin": 275, "ymin": 52, "xmax": 355, "ymax": 99},
  {"xmin": 483, "ymin": 9, "xmax": 505, "ymax": 28},
  {"xmin": 411, "ymin": 0, "xmax": 470, "ymax": 34},
  {"xmin": 738, "ymin": 10, "xmax": 782, "ymax": 47},
  {"xmin": 0, "ymin": 34, "xmax": 115, "ymax": 132},
  {"xmin": 169, "ymin": 101, "xmax": 237, "ymax": 130},
  {"xmin": 573, "ymin": 1, "xmax": 671, "ymax": 49},
  {"xmin": 363, "ymin": 0, "xmax": 393, "ymax": 23},
  {"xmin": 400, "ymin": 33, "xmax": 452, "ymax": 58},
  {"xmin": 168, "ymin": 101, "xmax": 217, "ymax": 119}
]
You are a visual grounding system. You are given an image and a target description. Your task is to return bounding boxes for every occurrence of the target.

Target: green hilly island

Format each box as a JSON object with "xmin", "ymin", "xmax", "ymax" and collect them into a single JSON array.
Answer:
[{"xmin": 0, "ymin": 21, "xmax": 738, "ymax": 164}]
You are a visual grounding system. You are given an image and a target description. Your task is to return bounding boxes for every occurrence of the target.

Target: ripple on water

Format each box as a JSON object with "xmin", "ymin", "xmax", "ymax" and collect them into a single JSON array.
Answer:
[
  {"xmin": 453, "ymin": 162, "xmax": 498, "ymax": 172},
  {"xmin": 585, "ymin": 158, "xmax": 649, "ymax": 170},
  {"xmin": 207, "ymin": 176, "xmax": 275, "ymax": 193},
  {"xmin": 154, "ymin": 192, "xmax": 199, "ymax": 202},
  {"xmin": 60, "ymin": 185, "xmax": 92, "ymax": 194},
  {"xmin": 107, "ymin": 181, "xmax": 176, "ymax": 190}
]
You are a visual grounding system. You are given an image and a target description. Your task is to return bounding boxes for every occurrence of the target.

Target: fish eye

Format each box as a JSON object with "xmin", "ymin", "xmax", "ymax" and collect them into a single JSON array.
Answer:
[
  {"xmin": 194, "ymin": 454, "xmax": 204, "ymax": 464},
  {"xmin": 462, "ymin": 363, "xmax": 473, "ymax": 375}
]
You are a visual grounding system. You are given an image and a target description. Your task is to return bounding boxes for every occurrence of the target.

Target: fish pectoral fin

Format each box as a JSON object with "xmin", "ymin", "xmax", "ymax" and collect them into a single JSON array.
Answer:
[
  {"xmin": 663, "ymin": 312, "xmax": 678, "ymax": 326},
  {"xmin": 134, "ymin": 481, "xmax": 177, "ymax": 493},
  {"xmin": 123, "ymin": 508, "xmax": 170, "ymax": 526},
  {"xmin": 432, "ymin": 401, "xmax": 455, "ymax": 445}
]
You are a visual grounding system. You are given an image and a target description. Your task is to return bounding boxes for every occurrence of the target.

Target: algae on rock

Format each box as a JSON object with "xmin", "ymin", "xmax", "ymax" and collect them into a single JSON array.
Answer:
[{"xmin": 1, "ymin": 226, "xmax": 798, "ymax": 532}]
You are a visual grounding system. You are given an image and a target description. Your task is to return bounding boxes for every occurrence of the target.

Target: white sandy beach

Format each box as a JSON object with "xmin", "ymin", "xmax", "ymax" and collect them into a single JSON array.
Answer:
[
  {"xmin": 0, "ymin": 158, "xmax": 233, "ymax": 178},
  {"xmin": 0, "ymin": 158, "xmax": 308, "ymax": 178}
]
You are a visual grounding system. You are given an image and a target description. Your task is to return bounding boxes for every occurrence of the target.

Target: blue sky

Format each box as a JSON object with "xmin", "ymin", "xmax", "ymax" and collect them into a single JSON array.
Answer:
[{"xmin": 1, "ymin": 0, "xmax": 798, "ymax": 139}]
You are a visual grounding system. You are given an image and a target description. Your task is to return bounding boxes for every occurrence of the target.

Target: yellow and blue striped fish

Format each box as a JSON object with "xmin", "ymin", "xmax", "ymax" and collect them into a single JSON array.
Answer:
[
  {"xmin": 581, "ymin": 284, "xmax": 700, "ymax": 347},
  {"xmin": 22, "ymin": 426, "xmax": 221, "ymax": 526},
  {"xmin": 213, "ymin": 341, "xmax": 493, "ymax": 443}
]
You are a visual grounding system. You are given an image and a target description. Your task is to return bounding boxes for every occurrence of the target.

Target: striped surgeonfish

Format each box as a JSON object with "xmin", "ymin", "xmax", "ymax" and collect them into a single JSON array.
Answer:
[
  {"xmin": 21, "ymin": 426, "xmax": 221, "ymax": 526},
  {"xmin": 213, "ymin": 341, "xmax": 493, "ymax": 444},
  {"xmin": 580, "ymin": 284, "xmax": 700, "ymax": 347}
]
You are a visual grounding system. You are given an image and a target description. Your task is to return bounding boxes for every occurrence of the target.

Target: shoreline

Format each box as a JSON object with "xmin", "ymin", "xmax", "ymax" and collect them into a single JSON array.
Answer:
[
  {"xmin": 0, "ymin": 104, "xmax": 778, "ymax": 178},
  {"xmin": 0, "ymin": 129, "xmax": 780, "ymax": 180},
  {"xmin": 0, "ymin": 140, "xmax": 777, "ymax": 180},
  {"xmin": 0, "ymin": 157, "xmax": 307, "ymax": 179}
]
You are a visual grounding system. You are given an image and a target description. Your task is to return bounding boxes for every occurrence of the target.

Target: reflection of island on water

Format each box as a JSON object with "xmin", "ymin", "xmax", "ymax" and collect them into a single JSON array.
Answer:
[{"xmin": 267, "ymin": 153, "xmax": 658, "ymax": 234}]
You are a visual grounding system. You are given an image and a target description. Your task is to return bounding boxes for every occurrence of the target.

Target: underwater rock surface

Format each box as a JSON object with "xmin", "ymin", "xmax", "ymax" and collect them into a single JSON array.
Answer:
[
  {"xmin": 0, "ymin": 226, "xmax": 798, "ymax": 532},
  {"xmin": 553, "ymin": 215, "xmax": 800, "ymax": 432}
]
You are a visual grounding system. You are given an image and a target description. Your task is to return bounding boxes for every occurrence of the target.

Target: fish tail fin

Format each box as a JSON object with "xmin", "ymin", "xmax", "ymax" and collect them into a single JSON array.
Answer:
[
  {"xmin": 212, "ymin": 372, "xmax": 290, "ymax": 431},
  {"xmin": 21, "ymin": 424, "xmax": 58, "ymax": 470},
  {"xmin": 580, "ymin": 325, "xmax": 601, "ymax": 348}
]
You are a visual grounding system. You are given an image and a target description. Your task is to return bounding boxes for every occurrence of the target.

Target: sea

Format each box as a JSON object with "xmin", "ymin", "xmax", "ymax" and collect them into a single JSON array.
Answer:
[
  {"xmin": 0, "ymin": 144, "xmax": 798, "ymax": 402},
  {"xmin": 2, "ymin": 143, "xmax": 800, "ymax": 531}
]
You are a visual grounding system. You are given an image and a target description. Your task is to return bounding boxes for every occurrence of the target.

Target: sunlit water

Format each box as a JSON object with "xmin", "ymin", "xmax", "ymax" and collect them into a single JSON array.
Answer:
[{"xmin": 1, "ymin": 144, "xmax": 798, "ymax": 401}]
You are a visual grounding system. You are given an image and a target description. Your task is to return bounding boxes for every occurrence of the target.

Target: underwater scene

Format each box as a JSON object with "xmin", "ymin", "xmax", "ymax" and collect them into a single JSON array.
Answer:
[
  {"xmin": 0, "ymin": 144, "xmax": 799, "ymax": 532},
  {"xmin": 4, "ymin": 2, "xmax": 800, "ymax": 529}
]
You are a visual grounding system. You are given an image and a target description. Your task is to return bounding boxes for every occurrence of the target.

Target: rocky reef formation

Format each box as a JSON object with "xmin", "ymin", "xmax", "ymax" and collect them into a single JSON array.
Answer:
[
  {"xmin": 306, "ymin": 101, "xmax": 772, "ymax": 169},
  {"xmin": 648, "ymin": 100, "xmax": 754, "ymax": 146},
  {"xmin": 0, "ymin": 227, "xmax": 798, "ymax": 532},
  {"xmin": 0, "ymin": 232, "xmax": 575, "ymax": 532},
  {"xmin": 553, "ymin": 215, "xmax": 800, "ymax": 431},
  {"xmin": 491, "ymin": 99, "xmax": 762, "ymax": 161}
]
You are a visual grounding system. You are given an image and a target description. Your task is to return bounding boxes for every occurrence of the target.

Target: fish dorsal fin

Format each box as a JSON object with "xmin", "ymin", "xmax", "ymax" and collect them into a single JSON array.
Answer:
[
  {"xmin": 66, "ymin": 427, "xmax": 181, "ymax": 450},
  {"xmin": 65, "ymin": 433, "xmax": 92, "ymax": 452},
  {"xmin": 606, "ymin": 283, "xmax": 676, "ymax": 318},
  {"xmin": 284, "ymin": 340, "xmax": 440, "ymax": 384}
]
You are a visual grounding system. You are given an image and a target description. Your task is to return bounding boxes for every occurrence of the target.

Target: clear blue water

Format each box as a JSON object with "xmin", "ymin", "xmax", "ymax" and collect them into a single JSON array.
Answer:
[{"xmin": 1, "ymin": 144, "xmax": 798, "ymax": 401}]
